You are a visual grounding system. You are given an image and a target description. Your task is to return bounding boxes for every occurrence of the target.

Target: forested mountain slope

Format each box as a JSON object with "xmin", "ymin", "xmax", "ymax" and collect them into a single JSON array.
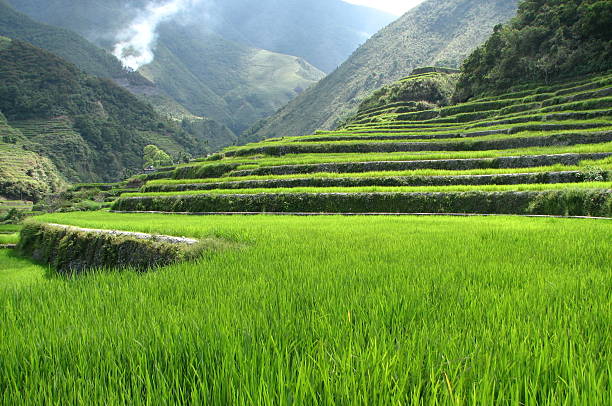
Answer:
[
  {"xmin": 8, "ymin": 0, "xmax": 394, "ymax": 74},
  {"xmin": 208, "ymin": 0, "xmax": 395, "ymax": 73},
  {"xmin": 0, "ymin": 1, "xmax": 244, "ymax": 151},
  {"xmin": 136, "ymin": 24, "xmax": 325, "ymax": 134},
  {"xmin": 0, "ymin": 0, "xmax": 143, "ymax": 85},
  {"xmin": 0, "ymin": 110, "xmax": 64, "ymax": 201},
  {"xmin": 455, "ymin": 0, "xmax": 612, "ymax": 100},
  {"xmin": 5, "ymin": 0, "xmax": 338, "ymax": 134},
  {"xmin": 245, "ymin": 0, "xmax": 519, "ymax": 141},
  {"xmin": 0, "ymin": 38, "xmax": 207, "ymax": 183}
]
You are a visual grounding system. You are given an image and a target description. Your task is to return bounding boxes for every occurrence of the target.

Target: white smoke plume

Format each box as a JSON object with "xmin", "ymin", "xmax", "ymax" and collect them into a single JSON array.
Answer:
[{"xmin": 113, "ymin": 0, "xmax": 198, "ymax": 70}]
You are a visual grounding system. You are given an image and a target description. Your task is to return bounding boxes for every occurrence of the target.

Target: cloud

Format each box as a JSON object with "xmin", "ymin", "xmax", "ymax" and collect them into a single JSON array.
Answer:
[{"xmin": 113, "ymin": 0, "xmax": 201, "ymax": 70}]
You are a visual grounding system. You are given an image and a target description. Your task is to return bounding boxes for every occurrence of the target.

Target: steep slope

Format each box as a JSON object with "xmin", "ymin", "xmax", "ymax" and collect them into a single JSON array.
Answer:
[
  {"xmin": 0, "ymin": 0, "xmax": 142, "ymax": 85},
  {"xmin": 8, "ymin": 0, "xmax": 395, "ymax": 74},
  {"xmin": 0, "ymin": 38, "xmax": 206, "ymax": 183},
  {"xmin": 0, "ymin": 1, "xmax": 240, "ymax": 149},
  {"xmin": 245, "ymin": 0, "xmax": 519, "ymax": 141},
  {"xmin": 0, "ymin": 111, "xmax": 64, "ymax": 201},
  {"xmin": 208, "ymin": 0, "xmax": 395, "ymax": 73},
  {"xmin": 6, "ymin": 0, "xmax": 328, "ymax": 134},
  {"xmin": 139, "ymin": 24, "xmax": 325, "ymax": 134},
  {"xmin": 114, "ymin": 70, "xmax": 612, "ymax": 217},
  {"xmin": 455, "ymin": 0, "xmax": 612, "ymax": 100}
]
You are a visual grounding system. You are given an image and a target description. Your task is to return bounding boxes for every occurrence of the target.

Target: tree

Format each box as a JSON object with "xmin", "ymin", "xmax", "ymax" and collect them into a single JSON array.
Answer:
[
  {"xmin": 143, "ymin": 145, "xmax": 172, "ymax": 168},
  {"xmin": 454, "ymin": 0, "xmax": 612, "ymax": 101}
]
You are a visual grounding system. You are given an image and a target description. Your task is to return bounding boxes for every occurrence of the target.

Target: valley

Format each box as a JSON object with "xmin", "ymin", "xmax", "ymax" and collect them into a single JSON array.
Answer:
[{"xmin": 0, "ymin": 0, "xmax": 610, "ymax": 403}]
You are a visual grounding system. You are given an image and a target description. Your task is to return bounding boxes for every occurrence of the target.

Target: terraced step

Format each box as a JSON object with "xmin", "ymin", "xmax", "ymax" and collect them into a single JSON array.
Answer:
[
  {"xmin": 287, "ymin": 120, "xmax": 612, "ymax": 142},
  {"xmin": 143, "ymin": 171, "xmax": 593, "ymax": 193},
  {"xmin": 113, "ymin": 188, "xmax": 612, "ymax": 217},
  {"xmin": 225, "ymin": 131, "xmax": 612, "ymax": 157},
  {"xmin": 126, "ymin": 72, "xmax": 612, "ymax": 217},
  {"xmin": 229, "ymin": 153, "xmax": 612, "ymax": 177}
]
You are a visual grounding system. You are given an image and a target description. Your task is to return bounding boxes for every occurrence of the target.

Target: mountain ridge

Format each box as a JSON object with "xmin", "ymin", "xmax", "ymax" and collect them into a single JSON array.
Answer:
[{"xmin": 244, "ymin": 0, "xmax": 520, "ymax": 141}]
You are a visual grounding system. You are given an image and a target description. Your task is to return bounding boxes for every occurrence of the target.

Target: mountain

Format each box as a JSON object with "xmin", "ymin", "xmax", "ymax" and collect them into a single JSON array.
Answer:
[
  {"xmin": 207, "ymin": 0, "xmax": 395, "ymax": 73},
  {"xmin": 244, "ymin": 0, "xmax": 520, "ymax": 141},
  {"xmin": 0, "ymin": 37, "xmax": 208, "ymax": 183},
  {"xmin": 136, "ymin": 23, "xmax": 325, "ymax": 134},
  {"xmin": 0, "ymin": 0, "xmax": 143, "ymax": 85},
  {"xmin": 5, "ymin": 0, "xmax": 398, "ymax": 133},
  {"xmin": 0, "ymin": 110, "xmax": 64, "ymax": 202},
  {"xmin": 455, "ymin": 0, "xmax": 612, "ymax": 101},
  {"xmin": 8, "ymin": 0, "xmax": 395, "ymax": 74}
]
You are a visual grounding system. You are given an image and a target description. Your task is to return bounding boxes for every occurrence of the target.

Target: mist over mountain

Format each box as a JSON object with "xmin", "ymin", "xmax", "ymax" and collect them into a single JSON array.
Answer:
[
  {"xmin": 245, "ymin": 0, "xmax": 520, "ymax": 141},
  {"xmin": 206, "ymin": 0, "xmax": 395, "ymax": 73},
  {"xmin": 0, "ymin": 0, "xmax": 141, "ymax": 83},
  {"xmin": 10, "ymin": 0, "xmax": 379, "ymax": 133},
  {"xmin": 8, "ymin": 0, "xmax": 395, "ymax": 74}
]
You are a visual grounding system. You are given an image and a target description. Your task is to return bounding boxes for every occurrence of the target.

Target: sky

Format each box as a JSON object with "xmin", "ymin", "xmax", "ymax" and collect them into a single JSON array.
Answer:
[{"xmin": 341, "ymin": 0, "xmax": 426, "ymax": 16}]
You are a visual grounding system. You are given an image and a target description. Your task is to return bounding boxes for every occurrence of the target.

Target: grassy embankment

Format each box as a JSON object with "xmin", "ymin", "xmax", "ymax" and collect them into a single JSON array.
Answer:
[{"xmin": 1, "ymin": 212, "xmax": 610, "ymax": 404}]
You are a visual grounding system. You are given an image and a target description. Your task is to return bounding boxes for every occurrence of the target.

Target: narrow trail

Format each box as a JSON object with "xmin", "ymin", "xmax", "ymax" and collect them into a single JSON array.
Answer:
[{"xmin": 45, "ymin": 224, "xmax": 200, "ymax": 245}]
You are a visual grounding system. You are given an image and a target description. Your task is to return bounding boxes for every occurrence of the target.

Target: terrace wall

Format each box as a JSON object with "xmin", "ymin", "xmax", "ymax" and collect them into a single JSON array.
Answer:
[
  {"xmin": 17, "ymin": 223, "xmax": 201, "ymax": 273},
  {"xmin": 112, "ymin": 189, "xmax": 612, "ymax": 217}
]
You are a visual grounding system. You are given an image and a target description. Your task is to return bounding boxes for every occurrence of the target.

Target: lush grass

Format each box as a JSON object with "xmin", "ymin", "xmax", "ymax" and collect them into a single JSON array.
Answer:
[
  {"xmin": 0, "ymin": 249, "xmax": 46, "ymax": 288},
  {"xmin": 1, "ymin": 212, "xmax": 609, "ymax": 403},
  {"xmin": 123, "ymin": 182, "xmax": 612, "ymax": 198},
  {"xmin": 0, "ymin": 233, "xmax": 19, "ymax": 244},
  {"xmin": 225, "ymin": 126, "xmax": 612, "ymax": 151},
  {"xmin": 0, "ymin": 224, "xmax": 22, "ymax": 233},
  {"xmin": 146, "ymin": 158, "xmax": 612, "ymax": 186},
  {"xmin": 223, "ymin": 143, "xmax": 612, "ymax": 171}
]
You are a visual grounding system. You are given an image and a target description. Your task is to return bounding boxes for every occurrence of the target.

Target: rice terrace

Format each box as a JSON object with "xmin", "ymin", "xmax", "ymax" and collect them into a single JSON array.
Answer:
[{"xmin": 0, "ymin": 0, "xmax": 611, "ymax": 404}]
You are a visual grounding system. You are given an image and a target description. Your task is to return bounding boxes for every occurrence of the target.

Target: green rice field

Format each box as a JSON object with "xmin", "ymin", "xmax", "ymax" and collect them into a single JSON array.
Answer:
[{"xmin": 1, "ymin": 212, "xmax": 610, "ymax": 404}]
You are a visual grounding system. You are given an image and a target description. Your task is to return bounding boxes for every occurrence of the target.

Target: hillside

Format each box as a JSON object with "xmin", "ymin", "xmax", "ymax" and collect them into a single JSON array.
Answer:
[
  {"xmin": 8, "ymin": 0, "xmax": 395, "ymax": 74},
  {"xmin": 113, "ymin": 70, "xmax": 612, "ymax": 217},
  {"xmin": 0, "ymin": 0, "xmax": 143, "ymax": 85},
  {"xmin": 0, "ymin": 111, "xmax": 64, "ymax": 201},
  {"xmin": 208, "ymin": 0, "xmax": 395, "ymax": 73},
  {"xmin": 455, "ymin": 0, "xmax": 612, "ymax": 100},
  {"xmin": 5, "ymin": 0, "xmax": 333, "ymax": 134},
  {"xmin": 138, "ymin": 24, "xmax": 325, "ymax": 134},
  {"xmin": 244, "ymin": 0, "xmax": 519, "ymax": 141},
  {"xmin": 0, "ymin": 38, "xmax": 207, "ymax": 183},
  {"xmin": 0, "ymin": 1, "xmax": 242, "ymax": 148}
]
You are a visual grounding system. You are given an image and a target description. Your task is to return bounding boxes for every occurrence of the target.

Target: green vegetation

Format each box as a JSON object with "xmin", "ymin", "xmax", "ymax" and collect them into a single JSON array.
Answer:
[
  {"xmin": 125, "ymin": 182, "xmax": 611, "ymax": 197},
  {"xmin": 0, "ymin": 1, "xmax": 143, "ymax": 83},
  {"xmin": 0, "ymin": 39, "xmax": 208, "ymax": 183},
  {"xmin": 1, "ymin": 212, "xmax": 610, "ymax": 403},
  {"xmin": 0, "ymin": 117, "xmax": 65, "ymax": 200},
  {"xmin": 2, "ymin": 1, "xmax": 610, "ymax": 402},
  {"xmin": 455, "ymin": 0, "xmax": 612, "ymax": 100},
  {"xmin": 7, "ymin": 0, "xmax": 327, "ymax": 135},
  {"xmin": 0, "ymin": 224, "xmax": 23, "ymax": 233},
  {"xmin": 0, "ymin": 233, "xmax": 18, "ymax": 244},
  {"xmin": 143, "ymin": 145, "xmax": 173, "ymax": 169},
  {"xmin": 245, "ymin": 0, "xmax": 519, "ymax": 140},
  {"xmin": 114, "ymin": 68, "xmax": 611, "ymax": 216},
  {"xmin": 137, "ymin": 33, "xmax": 324, "ymax": 134},
  {"xmin": 0, "ymin": 249, "xmax": 45, "ymax": 287},
  {"xmin": 0, "ymin": 1, "xmax": 245, "ymax": 152},
  {"xmin": 17, "ymin": 222, "xmax": 217, "ymax": 273},
  {"xmin": 354, "ymin": 73, "xmax": 459, "ymax": 116}
]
